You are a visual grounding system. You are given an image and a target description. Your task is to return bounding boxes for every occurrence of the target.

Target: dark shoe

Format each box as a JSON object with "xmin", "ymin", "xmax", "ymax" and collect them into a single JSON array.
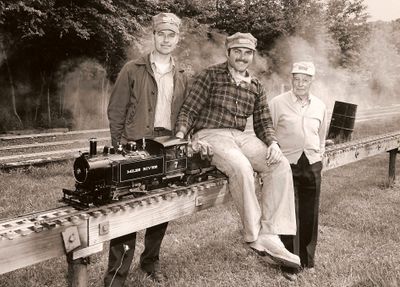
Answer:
[
  {"xmin": 282, "ymin": 271, "xmax": 298, "ymax": 281},
  {"xmin": 304, "ymin": 266, "xmax": 316, "ymax": 277},
  {"xmin": 281, "ymin": 266, "xmax": 300, "ymax": 281},
  {"xmin": 145, "ymin": 269, "xmax": 165, "ymax": 283}
]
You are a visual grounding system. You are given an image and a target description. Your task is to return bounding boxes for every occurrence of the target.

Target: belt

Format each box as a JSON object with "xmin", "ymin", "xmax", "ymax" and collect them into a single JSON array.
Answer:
[
  {"xmin": 153, "ymin": 127, "xmax": 172, "ymax": 137},
  {"xmin": 154, "ymin": 127, "xmax": 171, "ymax": 132}
]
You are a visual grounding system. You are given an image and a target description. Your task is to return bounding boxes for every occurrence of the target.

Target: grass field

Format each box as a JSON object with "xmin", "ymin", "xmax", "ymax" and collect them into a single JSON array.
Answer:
[{"xmin": 0, "ymin": 117, "xmax": 399, "ymax": 287}]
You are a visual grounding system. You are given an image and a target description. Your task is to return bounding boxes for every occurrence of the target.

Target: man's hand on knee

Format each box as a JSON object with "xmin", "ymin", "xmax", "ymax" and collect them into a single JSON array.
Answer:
[{"xmin": 266, "ymin": 142, "xmax": 283, "ymax": 165}]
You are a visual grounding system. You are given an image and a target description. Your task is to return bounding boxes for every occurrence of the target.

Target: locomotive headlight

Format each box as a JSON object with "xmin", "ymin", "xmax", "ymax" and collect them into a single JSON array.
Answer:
[{"xmin": 73, "ymin": 156, "xmax": 89, "ymax": 184}]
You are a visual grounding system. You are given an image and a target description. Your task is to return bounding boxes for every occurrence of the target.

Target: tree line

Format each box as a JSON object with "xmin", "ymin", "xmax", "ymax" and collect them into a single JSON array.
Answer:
[{"xmin": 0, "ymin": 0, "xmax": 399, "ymax": 131}]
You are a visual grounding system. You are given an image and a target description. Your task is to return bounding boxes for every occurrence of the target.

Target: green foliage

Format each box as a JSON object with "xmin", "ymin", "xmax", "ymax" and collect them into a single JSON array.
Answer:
[
  {"xmin": 213, "ymin": 0, "xmax": 286, "ymax": 51},
  {"xmin": 325, "ymin": 0, "xmax": 369, "ymax": 67},
  {"xmin": 170, "ymin": 0, "xmax": 217, "ymax": 22},
  {"xmin": 391, "ymin": 19, "xmax": 400, "ymax": 54},
  {"xmin": 0, "ymin": 106, "xmax": 23, "ymax": 132},
  {"xmin": 358, "ymin": 22, "xmax": 400, "ymax": 102},
  {"xmin": 0, "ymin": 0, "xmax": 157, "ymax": 130},
  {"xmin": 282, "ymin": 0, "xmax": 326, "ymax": 42},
  {"xmin": 0, "ymin": 0, "xmax": 145, "ymax": 79},
  {"xmin": 0, "ymin": 0, "xmax": 398, "ymax": 131}
]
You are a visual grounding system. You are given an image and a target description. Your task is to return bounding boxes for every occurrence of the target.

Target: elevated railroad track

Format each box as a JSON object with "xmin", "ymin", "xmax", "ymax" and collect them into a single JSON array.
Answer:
[{"xmin": 0, "ymin": 130, "xmax": 399, "ymax": 286}]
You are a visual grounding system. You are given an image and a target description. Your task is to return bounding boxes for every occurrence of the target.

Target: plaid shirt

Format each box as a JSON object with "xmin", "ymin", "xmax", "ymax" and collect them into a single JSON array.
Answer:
[{"xmin": 175, "ymin": 62, "xmax": 277, "ymax": 146}]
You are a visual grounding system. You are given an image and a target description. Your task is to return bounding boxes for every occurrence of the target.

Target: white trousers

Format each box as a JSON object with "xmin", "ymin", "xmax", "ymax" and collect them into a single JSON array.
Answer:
[{"xmin": 196, "ymin": 129, "xmax": 296, "ymax": 242}]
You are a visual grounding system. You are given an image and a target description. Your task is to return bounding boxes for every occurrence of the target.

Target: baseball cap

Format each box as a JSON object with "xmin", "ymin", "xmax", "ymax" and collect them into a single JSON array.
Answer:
[
  {"xmin": 291, "ymin": 61, "xmax": 316, "ymax": 76},
  {"xmin": 152, "ymin": 12, "xmax": 181, "ymax": 33},
  {"xmin": 225, "ymin": 32, "xmax": 257, "ymax": 51}
]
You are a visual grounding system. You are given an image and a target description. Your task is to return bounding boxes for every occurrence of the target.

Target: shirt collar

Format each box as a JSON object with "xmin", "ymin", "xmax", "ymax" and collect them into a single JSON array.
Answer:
[
  {"xmin": 150, "ymin": 51, "xmax": 175, "ymax": 74},
  {"xmin": 290, "ymin": 90, "xmax": 311, "ymax": 104},
  {"xmin": 227, "ymin": 64, "xmax": 252, "ymax": 84}
]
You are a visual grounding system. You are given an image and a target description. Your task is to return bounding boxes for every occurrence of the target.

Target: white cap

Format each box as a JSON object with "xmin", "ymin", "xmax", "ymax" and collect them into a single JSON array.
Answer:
[{"xmin": 291, "ymin": 61, "xmax": 315, "ymax": 76}]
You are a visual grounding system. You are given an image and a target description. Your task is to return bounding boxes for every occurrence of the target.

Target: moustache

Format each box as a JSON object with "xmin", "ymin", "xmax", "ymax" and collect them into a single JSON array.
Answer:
[{"xmin": 235, "ymin": 59, "xmax": 248, "ymax": 64}]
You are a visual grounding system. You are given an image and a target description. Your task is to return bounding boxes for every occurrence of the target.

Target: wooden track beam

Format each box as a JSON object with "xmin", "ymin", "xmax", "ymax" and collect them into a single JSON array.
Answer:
[
  {"xmin": 323, "ymin": 131, "xmax": 400, "ymax": 170},
  {"xmin": 0, "ymin": 220, "xmax": 87, "ymax": 275}
]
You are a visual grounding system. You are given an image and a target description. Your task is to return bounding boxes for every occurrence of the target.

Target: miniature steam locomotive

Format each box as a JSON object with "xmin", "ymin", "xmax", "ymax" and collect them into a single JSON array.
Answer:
[{"xmin": 62, "ymin": 136, "xmax": 215, "ymax": 207}]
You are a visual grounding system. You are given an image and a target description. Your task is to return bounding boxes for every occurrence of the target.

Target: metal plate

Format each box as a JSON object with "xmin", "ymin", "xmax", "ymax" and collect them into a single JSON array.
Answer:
[{"xmin": 61, "ymin": 226, "xmax": 81, "ymax": 253}]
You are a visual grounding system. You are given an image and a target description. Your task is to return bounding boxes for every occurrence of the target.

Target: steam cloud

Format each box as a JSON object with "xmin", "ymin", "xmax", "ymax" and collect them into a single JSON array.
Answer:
[
  {"xmin": 57, "ymin": 18, "xmax": 400, "ymax": 129},
  {"xmin": 57, "ymin": 59, "xmax": 110, "ymax": 130}
]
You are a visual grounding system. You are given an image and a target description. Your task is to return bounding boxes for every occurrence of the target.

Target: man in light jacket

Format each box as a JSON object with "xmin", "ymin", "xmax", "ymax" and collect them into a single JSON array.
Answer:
[{"xmin": 106, "ymin": 12, "xmax": 187, "ymax": 286}]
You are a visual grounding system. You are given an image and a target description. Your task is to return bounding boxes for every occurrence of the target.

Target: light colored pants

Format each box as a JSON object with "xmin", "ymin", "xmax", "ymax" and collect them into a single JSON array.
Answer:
[{"xmin": 196, "ymin": 129, "xmax": 296, "ymax": 242}]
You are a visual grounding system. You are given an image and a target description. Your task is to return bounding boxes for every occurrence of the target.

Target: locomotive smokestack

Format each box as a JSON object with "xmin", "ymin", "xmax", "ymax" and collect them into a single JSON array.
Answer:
[{"xmin": 89, "ymin": 138, "xmax": 97, "ymax": 156}]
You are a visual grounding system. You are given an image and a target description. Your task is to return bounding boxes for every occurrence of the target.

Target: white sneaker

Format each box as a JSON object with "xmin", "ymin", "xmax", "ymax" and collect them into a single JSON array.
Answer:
[{"xmin": 249, "ymin": 235, "xmax": 300, "ymax": 269}]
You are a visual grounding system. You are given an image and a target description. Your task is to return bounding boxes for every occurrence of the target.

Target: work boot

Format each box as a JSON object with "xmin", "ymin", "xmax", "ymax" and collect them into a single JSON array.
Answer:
[{"xmin": 249, "ymin": 234, "xmax": 301, "ymax": 269}]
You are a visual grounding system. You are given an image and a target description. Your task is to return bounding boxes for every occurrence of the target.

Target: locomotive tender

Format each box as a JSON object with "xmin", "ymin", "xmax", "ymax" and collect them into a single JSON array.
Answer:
[{"xmin": 62, "ymin": 136, "xmax": 215, "ymax": 207}]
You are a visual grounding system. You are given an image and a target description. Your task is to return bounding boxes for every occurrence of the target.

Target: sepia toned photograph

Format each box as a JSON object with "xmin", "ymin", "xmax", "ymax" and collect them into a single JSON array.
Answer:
[{"xmin": 0, "ymin": 0, "xmax": 399, "ymax": 286}]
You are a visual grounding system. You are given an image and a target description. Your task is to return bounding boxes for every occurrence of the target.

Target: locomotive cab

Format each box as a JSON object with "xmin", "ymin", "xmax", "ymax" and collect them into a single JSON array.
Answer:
[{"xmin": 153, "ymin": 136, "xmax": 188, "ymax": 176}]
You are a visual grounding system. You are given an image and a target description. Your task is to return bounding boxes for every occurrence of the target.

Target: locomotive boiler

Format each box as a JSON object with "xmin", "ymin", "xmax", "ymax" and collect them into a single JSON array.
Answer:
[{"xmin": 62, "ymin": 136, "xmax": 215, "ymax": 207}]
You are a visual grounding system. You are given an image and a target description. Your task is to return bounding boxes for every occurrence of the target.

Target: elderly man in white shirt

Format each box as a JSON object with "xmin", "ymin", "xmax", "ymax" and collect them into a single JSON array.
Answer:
[{"xmin": 269, "ymin": 61, "xmax": 328, "ymax": 280}]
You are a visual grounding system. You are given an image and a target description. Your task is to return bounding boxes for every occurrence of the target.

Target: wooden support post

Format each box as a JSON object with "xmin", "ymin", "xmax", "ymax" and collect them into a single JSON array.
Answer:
[
  {"xmin": 67, "ymin": 255, "xmax": 89, "ymax": 287},
  {"xmin": 63, "ymin": 218, "xmax": 91, "ymax": 287},
  {"xmin": 388, "ymin": 149, "xmax": 398, "ymax": 187}
]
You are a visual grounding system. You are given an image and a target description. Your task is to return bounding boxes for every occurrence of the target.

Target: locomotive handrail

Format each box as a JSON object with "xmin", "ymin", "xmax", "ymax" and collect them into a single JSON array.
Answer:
[{"xmin": 0, "ymin": 131, "xmax": 399, "ymax": 286}]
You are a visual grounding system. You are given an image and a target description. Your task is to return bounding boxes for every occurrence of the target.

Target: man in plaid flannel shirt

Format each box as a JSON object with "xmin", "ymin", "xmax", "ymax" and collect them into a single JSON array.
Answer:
[{"xmin": 175, "ymin": 32, "xmax": 300, "ymax": 269}]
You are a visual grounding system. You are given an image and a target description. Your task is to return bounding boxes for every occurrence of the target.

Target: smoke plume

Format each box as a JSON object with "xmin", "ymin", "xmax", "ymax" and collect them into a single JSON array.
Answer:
[
  {"xmin": 56, "ymin": 58, "xmax": 110, "ymax": 130},
  {"xmin": 56, "ymin": 17, "xmax": 400, "ymax": 129}
]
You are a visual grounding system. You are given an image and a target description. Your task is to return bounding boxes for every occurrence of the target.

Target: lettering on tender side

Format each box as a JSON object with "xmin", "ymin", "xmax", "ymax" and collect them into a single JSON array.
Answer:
[
  {"xmin": 143, "ymin": 165, "xmax": 158, "ymax": 171},
  {"xmin": 126, "ymin": 165, "xmax": 158, "ymax": 174},
  {"xmin": 127, "ymin": 168, "xmax": 141, "ymax": 174}
]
